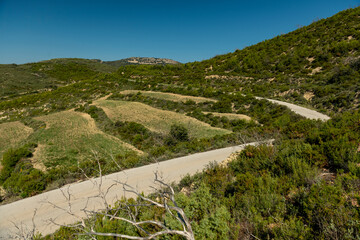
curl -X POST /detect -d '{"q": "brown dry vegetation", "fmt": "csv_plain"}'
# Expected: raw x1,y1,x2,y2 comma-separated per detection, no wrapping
203,112,252,121
0,121,33,157
120,90,217,103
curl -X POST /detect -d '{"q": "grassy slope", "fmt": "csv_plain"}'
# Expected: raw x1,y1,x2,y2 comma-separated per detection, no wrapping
29,110,140,168
94,99,231,138
0,121,33,157
120,90,217,103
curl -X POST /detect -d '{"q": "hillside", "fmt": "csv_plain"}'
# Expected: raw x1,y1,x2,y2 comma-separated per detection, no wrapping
0,56,179,100
0,58,117,101
188,7,360,113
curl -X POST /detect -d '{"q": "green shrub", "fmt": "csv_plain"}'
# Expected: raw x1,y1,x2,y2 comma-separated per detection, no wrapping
3,162,46,198
170,124,189,142
0,145,33,183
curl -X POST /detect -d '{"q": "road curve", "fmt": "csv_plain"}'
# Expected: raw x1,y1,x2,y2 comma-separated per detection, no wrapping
0,140,273,238
255,97,330,121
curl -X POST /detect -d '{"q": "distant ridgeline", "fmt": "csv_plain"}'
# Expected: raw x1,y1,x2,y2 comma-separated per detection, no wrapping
103,57,181,67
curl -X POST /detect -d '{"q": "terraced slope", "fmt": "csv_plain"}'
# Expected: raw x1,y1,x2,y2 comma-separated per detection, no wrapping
94,99,231,139
29,110,140,168
120,90,217,103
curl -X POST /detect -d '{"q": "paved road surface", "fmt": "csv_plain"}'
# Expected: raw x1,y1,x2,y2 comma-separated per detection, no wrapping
255,97,330,121
0,140,272,238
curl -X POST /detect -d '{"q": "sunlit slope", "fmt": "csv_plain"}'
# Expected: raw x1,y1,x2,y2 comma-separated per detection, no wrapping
0,58,116,100
29,110,140,168
203,112,252,121
94,99,231,139
0,121,33,156
120,90,217,103
187,7,360,112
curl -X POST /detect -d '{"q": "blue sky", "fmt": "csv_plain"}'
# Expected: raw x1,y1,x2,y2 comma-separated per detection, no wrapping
0,0,358,64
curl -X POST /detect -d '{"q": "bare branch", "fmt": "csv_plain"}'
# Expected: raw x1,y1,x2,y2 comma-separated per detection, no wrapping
10,208,39,240
86,229,194,240
43,157,195,240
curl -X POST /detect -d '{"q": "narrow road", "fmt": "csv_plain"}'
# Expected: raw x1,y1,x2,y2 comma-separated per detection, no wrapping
255,97,330,121
0,140,272,238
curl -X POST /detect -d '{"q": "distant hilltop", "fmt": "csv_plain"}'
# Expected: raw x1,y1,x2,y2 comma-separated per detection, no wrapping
103,57,181,67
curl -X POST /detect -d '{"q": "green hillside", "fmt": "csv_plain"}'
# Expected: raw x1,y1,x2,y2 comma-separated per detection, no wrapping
0,58,117,101
188,7,360,112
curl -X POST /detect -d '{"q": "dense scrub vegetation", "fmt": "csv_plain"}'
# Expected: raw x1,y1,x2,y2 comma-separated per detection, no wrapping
0,144,46,198
0,58,116,100
45,110,360,239
189,7,360,113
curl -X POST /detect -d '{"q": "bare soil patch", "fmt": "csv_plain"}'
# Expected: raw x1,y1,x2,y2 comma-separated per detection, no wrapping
29,144,47,171
303,92,315,101
309,67,322,75
203,112,252,121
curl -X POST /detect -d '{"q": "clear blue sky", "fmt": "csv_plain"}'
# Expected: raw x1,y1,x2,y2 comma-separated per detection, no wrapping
0,0,358,64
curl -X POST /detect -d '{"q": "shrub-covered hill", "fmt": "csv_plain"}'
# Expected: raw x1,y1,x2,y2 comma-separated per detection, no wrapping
116,7,359,114
0,58,117,100
0,57,180,101
186,7,360,113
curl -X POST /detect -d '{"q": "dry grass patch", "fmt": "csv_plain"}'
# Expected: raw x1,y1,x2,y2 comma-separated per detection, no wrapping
203,112,252,121
120,90,217,103
94,100,231,139
30,110,141,167
0,121,33,157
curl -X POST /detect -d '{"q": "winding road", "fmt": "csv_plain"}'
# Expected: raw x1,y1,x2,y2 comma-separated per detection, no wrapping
255,97,330,121
0,98,330,238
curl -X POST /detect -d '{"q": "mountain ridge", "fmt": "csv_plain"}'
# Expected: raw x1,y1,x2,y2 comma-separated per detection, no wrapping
103,57,181,67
